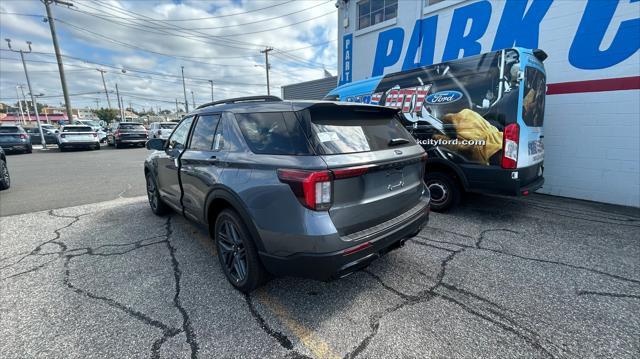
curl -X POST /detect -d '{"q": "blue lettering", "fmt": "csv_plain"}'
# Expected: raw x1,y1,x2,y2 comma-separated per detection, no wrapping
372,27,405,76
569,0,640,70
402,16,438,70
442,1,492,62
492,0,553,51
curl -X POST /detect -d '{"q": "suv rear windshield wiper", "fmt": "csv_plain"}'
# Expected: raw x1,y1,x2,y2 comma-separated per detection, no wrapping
388,138,410,147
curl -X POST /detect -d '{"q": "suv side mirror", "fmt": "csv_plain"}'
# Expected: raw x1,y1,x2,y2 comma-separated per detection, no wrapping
146,138,165,150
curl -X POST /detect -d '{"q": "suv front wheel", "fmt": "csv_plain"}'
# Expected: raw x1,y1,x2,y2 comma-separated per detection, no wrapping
214,209,267,293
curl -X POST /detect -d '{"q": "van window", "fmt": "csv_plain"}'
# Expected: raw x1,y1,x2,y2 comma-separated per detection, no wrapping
235,112,312,155
522,67,545,127
299,108,415,155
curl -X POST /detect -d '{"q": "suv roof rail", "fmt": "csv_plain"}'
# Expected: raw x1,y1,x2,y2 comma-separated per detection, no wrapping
196,95,282,109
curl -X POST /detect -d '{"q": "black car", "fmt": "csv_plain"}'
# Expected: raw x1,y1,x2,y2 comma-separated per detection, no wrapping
27,126,59,145
0,146,10,190
106,122,148,148
0,125,32,153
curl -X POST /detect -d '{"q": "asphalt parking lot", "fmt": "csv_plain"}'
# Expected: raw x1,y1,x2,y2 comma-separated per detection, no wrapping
1,151,639,358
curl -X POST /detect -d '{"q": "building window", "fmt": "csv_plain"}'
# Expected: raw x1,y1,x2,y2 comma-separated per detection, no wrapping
357,0,398,30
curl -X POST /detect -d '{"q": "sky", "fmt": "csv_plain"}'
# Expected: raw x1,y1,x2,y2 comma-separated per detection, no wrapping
0,0,338,112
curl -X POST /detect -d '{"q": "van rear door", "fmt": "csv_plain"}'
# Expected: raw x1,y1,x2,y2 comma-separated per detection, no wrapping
299,104,426,237
518,64,546,185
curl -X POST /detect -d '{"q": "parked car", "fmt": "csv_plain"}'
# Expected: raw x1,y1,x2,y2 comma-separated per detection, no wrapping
0,146,9,190
27,127,59,144
0,125,32,153
57,125,100,151
144,96,430,292
106,122,148,148
75,119,107,142
149,122,177,140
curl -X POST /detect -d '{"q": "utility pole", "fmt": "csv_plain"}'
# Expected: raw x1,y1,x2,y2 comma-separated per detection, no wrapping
191,90,196,109
175,98,179,120
208,80,214,102
96,69,112,109
181,66,189,112
44,0,74,124
95,98,100,110
115,83,125,122
18,84,32,122
260,47,273,95
15,85,25,124
5,39,47,148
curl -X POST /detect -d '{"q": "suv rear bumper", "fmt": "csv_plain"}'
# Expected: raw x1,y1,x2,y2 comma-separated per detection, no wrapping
258,203,429,281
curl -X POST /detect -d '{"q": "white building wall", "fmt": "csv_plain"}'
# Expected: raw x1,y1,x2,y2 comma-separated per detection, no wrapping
337,0,640,207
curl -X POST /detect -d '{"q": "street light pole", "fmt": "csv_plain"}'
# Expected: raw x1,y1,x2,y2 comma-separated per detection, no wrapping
175,98,179,120
97,69,112,109
44,0,74,125
260,47,273,95
208,80,214,102
15,86,25,124
115,83,124,121
18,84,32,123
181,66,189,112
191,90,196,109
6,39,47,148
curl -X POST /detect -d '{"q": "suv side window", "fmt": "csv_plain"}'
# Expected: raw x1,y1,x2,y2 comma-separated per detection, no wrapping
188,114,220,150
235,112,312,155
167,116,194,151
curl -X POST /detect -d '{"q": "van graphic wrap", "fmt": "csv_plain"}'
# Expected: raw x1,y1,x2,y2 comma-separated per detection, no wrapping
369,50,522,166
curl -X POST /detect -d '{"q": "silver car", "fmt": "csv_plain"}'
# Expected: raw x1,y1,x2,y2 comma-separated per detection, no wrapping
144,96,430,292
57,125,100,151
149,121,177,140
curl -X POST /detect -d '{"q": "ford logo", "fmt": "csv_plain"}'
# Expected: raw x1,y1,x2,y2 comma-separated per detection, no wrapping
394,150,403,155
425,91,463,105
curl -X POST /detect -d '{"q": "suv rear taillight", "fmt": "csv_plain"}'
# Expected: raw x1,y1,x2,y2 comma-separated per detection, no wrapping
501,123,519,169
19,134,28,139
278,165,372,211
277,169,332,210
114,130,121,138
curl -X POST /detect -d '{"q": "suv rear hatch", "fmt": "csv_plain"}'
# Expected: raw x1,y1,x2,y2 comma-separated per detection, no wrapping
298,104,426,237
117,123,147,140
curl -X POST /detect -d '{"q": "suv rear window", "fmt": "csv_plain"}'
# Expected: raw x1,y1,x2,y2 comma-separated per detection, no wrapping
119,123,145,130
160,123,176,129
0,127,21,133
300,108,415,154
235,112,312,155
63,126,92,132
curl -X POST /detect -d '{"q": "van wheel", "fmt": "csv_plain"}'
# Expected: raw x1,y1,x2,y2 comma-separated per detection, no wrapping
426,172,460,212
214,209,267,293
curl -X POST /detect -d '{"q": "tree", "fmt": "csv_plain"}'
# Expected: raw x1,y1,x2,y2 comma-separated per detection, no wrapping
95,108,119,124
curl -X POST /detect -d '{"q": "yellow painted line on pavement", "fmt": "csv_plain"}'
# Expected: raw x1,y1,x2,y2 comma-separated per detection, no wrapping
257,290,340,359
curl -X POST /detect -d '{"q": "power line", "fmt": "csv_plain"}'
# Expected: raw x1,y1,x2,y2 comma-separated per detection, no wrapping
181,10,338,38
178,1,332,30
75,0,295,21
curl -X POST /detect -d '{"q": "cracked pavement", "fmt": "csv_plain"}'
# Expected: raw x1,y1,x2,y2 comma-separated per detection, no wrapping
1,193,639,358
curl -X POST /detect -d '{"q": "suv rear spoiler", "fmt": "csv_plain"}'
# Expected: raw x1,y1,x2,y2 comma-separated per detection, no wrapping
197,95,282,109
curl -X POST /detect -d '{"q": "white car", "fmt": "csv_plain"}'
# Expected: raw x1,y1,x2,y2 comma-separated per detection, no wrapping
57,125,100,151
149,122,177,140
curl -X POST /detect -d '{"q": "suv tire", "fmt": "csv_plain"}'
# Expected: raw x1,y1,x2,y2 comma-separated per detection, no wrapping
426,172,460,212
0,159,10,190
145,173,171,215
214,209,267,293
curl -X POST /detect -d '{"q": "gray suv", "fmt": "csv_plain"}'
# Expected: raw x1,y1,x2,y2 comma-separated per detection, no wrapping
144,96,430,292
